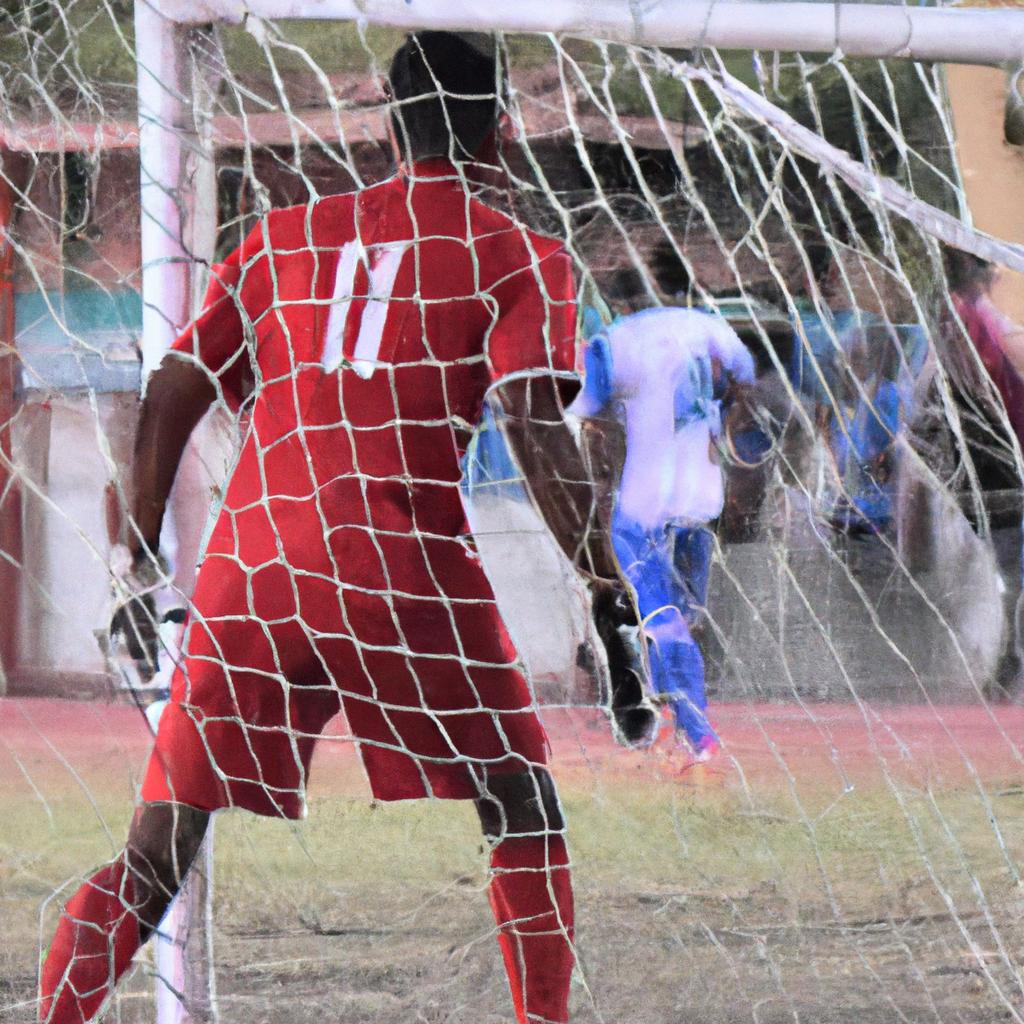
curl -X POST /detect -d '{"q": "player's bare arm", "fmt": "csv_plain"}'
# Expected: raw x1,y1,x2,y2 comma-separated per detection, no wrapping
497,373,658,748
102,356,217,673
496,373,619,581
579,415,625,527
129,356,217,559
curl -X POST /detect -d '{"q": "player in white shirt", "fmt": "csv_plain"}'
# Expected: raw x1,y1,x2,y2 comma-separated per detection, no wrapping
571,305,755,760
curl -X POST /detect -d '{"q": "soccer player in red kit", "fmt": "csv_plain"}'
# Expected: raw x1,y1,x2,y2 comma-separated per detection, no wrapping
40,32,651,1024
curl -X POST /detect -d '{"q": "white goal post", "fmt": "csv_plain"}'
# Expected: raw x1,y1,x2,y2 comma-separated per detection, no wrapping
157,0,1024,66
127,2,1024,1022
134,0,1024,368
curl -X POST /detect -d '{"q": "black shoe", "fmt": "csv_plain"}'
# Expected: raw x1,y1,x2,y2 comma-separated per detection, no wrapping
591,584,658,749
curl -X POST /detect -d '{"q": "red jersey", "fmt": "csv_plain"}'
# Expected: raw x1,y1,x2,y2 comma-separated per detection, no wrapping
175,161,575,575
143,162,578,816
953,292,1024,450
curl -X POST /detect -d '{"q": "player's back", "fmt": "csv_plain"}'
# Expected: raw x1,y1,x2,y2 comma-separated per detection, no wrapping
196,164,575,556
584,308,750,528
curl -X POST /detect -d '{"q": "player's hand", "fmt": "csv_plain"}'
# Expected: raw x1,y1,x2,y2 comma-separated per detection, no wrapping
108,544,164,676
588,577,658,749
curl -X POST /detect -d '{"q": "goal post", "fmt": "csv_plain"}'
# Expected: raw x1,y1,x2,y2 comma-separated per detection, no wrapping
151,0,1024,66
132,6,220,1021
135,0,219,379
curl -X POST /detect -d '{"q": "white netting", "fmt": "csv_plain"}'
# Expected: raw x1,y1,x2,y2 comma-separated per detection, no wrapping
3,6,1024,1024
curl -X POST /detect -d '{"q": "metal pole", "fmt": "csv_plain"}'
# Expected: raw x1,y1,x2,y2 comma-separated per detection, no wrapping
0,153,22,693
154,812,218,1024
147,698,218,1024
134,4,218,1022
159,0,1024,67
136,0,194,382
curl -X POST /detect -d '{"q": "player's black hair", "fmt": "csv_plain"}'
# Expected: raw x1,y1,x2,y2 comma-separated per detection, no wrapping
944,246,996,296
388,32,500,162
600,266,651,312
804,240,833,289
649,241,691,298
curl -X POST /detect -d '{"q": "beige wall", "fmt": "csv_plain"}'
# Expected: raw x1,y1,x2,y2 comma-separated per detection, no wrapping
947,64,1024,322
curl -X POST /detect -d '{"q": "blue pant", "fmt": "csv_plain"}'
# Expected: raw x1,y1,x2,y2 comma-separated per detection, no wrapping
612,514,717,747
831,382,904,532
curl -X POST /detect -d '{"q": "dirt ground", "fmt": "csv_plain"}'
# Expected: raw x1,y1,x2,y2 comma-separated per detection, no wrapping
3,698,1024,1023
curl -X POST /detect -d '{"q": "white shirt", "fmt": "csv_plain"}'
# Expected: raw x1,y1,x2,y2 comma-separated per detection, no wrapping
570,307,754,530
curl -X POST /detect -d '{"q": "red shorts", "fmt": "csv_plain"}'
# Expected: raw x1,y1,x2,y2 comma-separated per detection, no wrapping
141,529,549,819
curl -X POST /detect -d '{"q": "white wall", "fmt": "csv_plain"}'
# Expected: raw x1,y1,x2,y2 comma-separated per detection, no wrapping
14,394,237,682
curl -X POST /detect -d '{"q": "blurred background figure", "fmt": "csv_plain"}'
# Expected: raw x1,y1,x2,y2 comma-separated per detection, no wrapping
941,248,1024,693
945,249,1024,454
789,247,929,535
571,303,754,766
827,326,919,534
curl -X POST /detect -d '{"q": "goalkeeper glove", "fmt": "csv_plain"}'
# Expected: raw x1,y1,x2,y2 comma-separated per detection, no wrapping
589,579,658,749
108,544,166,680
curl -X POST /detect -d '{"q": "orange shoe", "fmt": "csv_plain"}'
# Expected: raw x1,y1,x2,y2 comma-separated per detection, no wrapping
694,736,720,763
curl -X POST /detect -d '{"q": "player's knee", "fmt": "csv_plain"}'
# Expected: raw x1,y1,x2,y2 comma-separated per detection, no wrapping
474,767,564,844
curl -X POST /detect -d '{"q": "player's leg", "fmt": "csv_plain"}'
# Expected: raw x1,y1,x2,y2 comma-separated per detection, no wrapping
650,618,716,748
614,518,715,753
475,767,574,1024
611,518,680,707
646,605,716,748
40,802,210,1024
672,524,714,612
665,525,719,755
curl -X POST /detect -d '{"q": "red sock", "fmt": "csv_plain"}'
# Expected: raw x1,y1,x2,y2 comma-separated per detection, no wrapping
488,834,574,1024
39,860,142,1024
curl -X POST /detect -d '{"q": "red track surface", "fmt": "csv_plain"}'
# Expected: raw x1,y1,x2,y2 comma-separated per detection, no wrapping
3,698,1023,801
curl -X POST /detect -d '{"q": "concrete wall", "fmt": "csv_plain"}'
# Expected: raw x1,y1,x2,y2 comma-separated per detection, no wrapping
11,394,237,695
15,394,134,687
469,462,1011,707
704,492,1007,704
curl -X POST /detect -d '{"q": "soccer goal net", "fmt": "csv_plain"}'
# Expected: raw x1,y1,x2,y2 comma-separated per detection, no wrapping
3,3,1024,1022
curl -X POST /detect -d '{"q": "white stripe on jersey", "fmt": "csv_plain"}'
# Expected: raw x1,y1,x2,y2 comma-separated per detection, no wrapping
352,241,411,379
321,240,411,378
321,241,359,373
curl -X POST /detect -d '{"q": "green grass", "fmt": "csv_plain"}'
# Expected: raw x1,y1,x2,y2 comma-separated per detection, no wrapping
5,758,1024,1024
9,770,1024,933
219,21,407,83
7,770,1019,929
0,10,406,106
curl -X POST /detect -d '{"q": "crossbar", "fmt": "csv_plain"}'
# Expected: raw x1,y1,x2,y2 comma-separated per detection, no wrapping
155,0,1024,67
